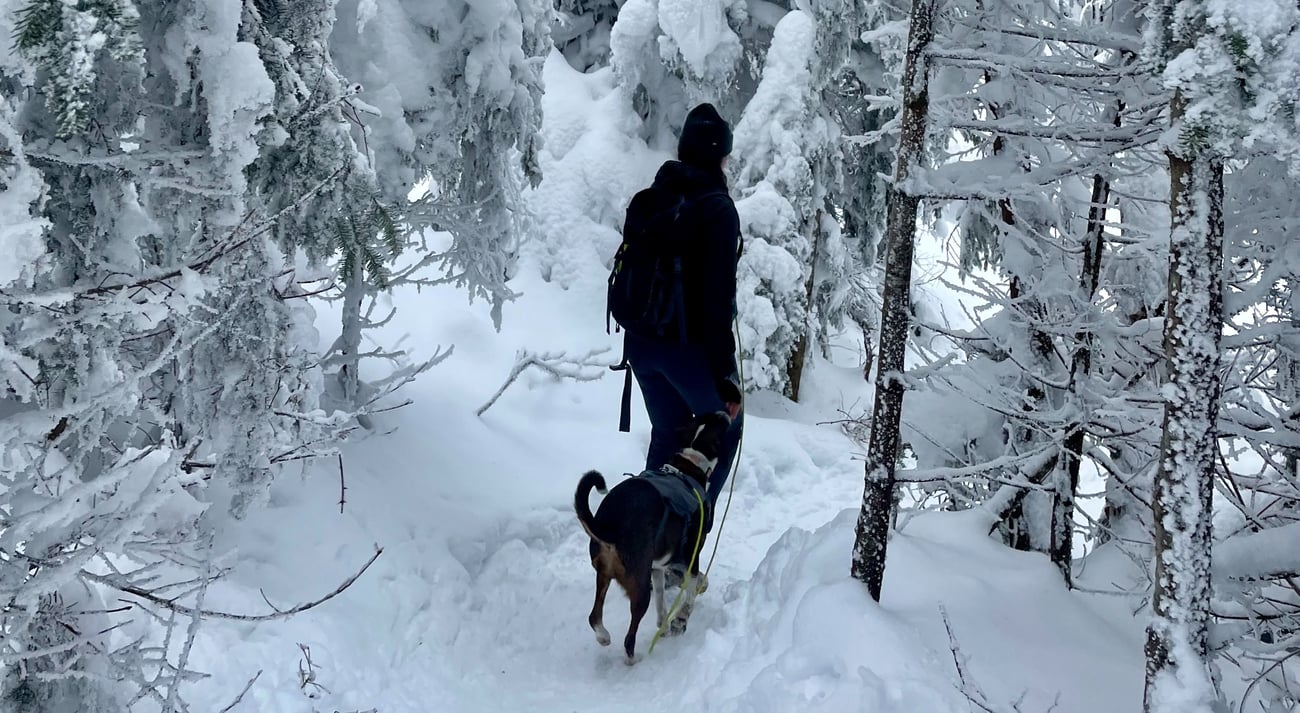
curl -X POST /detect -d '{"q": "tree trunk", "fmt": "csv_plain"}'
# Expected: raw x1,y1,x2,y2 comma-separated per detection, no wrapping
338,246,366,408
850,0,935,601
1142,89,1223,713
1054,166,1113,583
787,210,825,401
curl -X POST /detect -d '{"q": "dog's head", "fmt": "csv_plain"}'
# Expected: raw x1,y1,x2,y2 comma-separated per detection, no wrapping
673,411,732,479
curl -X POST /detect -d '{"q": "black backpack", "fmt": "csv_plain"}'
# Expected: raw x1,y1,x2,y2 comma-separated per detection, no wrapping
606,186,721,341
606,186,723,432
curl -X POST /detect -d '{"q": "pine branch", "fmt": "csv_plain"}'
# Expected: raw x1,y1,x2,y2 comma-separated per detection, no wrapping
0,166,345,305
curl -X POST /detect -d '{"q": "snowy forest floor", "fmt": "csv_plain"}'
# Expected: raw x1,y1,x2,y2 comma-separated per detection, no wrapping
181,267,1147,713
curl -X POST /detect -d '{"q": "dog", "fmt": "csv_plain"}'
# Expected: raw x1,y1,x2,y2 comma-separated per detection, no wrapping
574,411,732,665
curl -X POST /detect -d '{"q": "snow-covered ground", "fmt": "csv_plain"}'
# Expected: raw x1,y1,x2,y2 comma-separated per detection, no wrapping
180,263,1145,713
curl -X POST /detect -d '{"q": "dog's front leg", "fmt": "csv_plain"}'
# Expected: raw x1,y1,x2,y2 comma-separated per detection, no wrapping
651,567,666,628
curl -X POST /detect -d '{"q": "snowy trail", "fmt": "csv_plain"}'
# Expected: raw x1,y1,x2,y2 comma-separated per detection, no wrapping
332,402,871,712
192,374,875,710
186,273,1143,713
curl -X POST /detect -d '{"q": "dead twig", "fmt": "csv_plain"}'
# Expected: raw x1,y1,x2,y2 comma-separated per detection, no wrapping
338,454,347,514
942,607,1060,713
218,670,263,713
298,643,329,699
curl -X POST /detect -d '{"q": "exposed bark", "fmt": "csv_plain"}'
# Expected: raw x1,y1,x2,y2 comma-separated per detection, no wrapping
851,0,935,601
1142,89,1224,713
786,210,824,402
1055,135,1116,582
337,247,366,409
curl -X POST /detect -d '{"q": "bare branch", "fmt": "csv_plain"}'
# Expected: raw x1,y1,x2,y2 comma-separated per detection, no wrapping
8,547,383,623
477,347,616,417
218,670,263,713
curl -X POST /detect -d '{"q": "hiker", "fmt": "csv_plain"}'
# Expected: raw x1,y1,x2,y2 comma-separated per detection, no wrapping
609,102,745,539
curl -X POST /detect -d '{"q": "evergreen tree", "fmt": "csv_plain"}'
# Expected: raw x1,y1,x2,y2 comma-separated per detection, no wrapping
851,0,936,601
554,0,621,71
731,6,845,399
331,0,550,329
0,0,366,705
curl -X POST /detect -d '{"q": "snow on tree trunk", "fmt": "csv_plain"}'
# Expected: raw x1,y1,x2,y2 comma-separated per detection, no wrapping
1142,91,1224,713
850,0,935,601
732,9,837,398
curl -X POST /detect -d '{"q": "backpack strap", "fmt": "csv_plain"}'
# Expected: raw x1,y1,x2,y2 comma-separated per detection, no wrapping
609,336,633,432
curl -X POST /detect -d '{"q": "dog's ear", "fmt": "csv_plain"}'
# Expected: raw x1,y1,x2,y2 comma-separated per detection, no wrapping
716,376,742,406
673,422,698,450
689,411,732,459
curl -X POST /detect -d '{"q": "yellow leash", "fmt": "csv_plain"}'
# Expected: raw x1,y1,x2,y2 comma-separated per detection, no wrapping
647,317,746,654
649,487,706,654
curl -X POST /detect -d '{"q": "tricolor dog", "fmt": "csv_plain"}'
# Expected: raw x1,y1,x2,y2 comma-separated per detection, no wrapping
573,411,731,664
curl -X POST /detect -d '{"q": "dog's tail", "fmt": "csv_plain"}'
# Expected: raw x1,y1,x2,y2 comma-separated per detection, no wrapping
575,470,610,544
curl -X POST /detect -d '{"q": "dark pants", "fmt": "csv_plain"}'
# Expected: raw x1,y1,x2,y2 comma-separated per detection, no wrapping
624,332,743,518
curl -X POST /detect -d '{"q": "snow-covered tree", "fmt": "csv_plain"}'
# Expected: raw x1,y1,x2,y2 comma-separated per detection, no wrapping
852,0,937,601
331,0,550,329
732,2,865,399
0,1,373,706
732,10,837,398
554,0,621,71
824,0,905,356
1140,0,1300,705
609,0,747,148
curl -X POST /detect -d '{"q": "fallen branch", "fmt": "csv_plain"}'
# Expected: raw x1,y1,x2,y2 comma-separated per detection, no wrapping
477,347,615,417
9,546,383,623
942,607,1059,713
218,669,263,712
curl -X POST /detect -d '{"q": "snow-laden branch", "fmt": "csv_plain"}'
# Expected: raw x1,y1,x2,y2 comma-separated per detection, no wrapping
954,19,1142,53
927,47,1137,80
895,448,1056,484
477,347,616,417
0,166,345,305
8,546,384,622
943,117,1159,144
1214,523,1300,581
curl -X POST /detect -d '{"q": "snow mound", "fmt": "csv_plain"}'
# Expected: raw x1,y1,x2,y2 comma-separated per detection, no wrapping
711,510,966,713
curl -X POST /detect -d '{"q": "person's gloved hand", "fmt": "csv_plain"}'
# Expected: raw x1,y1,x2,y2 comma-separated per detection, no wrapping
715,375,742,419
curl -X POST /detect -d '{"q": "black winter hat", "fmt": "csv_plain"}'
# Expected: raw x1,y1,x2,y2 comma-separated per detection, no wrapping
677,103,733,167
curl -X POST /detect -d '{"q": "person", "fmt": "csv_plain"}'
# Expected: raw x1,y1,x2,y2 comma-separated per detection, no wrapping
622,102,744,554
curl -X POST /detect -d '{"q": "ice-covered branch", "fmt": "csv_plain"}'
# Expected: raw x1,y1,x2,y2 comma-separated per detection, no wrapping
477,348,616,417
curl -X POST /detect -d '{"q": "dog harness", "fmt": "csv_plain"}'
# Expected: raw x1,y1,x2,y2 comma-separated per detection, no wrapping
636,465,710,549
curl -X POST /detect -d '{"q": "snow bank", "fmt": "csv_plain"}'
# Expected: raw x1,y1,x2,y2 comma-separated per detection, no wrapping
704,507,1145,713
710,510,966,713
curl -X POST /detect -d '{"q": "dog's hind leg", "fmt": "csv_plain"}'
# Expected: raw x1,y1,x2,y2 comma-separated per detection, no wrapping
623,574,652,665
589,565,612,647
668,576,699,637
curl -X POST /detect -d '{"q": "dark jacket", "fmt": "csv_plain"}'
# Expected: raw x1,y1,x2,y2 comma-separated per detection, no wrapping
623,160,741,381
